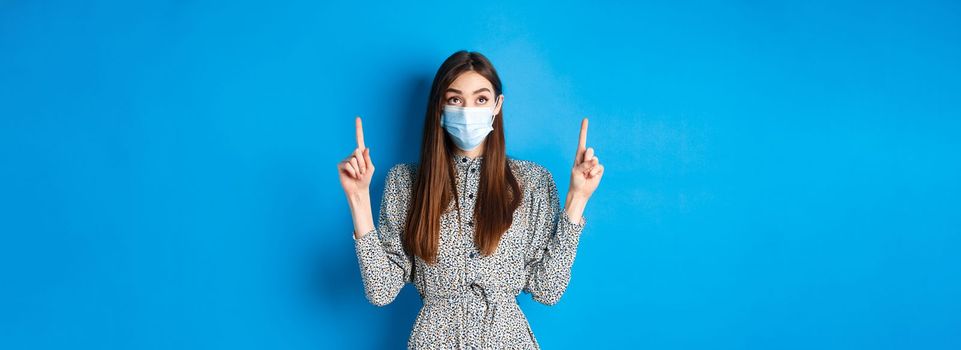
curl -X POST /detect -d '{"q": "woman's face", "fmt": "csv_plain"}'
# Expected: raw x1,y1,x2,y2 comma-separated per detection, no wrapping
444,71,504,116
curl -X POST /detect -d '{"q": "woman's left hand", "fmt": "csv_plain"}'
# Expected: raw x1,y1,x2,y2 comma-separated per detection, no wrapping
569,118,604,201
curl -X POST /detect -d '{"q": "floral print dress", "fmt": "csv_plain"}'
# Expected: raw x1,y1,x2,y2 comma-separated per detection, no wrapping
353,154,587,349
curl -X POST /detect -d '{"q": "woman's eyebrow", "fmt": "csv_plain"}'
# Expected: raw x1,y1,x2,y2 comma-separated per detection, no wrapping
445,88,491,95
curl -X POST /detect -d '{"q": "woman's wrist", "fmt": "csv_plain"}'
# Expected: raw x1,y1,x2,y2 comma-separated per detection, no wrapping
346,189,370,204
346,189,375,239
564,191,589,225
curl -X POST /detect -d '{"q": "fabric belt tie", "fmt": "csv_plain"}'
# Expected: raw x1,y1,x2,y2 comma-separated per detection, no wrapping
424,283,518,338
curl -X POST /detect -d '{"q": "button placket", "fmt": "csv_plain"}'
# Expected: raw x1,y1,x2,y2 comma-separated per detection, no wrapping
458,156,480,249
452,155,488,349
460,156,473,350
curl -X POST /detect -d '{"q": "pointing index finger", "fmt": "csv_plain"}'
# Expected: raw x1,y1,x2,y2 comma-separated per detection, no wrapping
355,116,366,149
577,118,587,151
578,117,588,148
574,118,589,164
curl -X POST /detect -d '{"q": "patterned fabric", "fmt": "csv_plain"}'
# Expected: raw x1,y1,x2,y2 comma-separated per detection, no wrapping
353,154,587,349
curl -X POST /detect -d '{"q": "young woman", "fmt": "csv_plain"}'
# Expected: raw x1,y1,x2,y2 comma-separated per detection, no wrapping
337,51,604,349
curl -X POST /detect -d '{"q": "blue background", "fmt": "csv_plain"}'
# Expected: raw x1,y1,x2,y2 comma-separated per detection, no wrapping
2,0,960,349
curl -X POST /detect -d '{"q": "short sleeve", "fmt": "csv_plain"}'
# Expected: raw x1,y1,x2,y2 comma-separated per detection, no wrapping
353,163,415,306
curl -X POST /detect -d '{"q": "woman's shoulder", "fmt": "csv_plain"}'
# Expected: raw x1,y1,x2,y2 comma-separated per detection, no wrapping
384,162,418,186
387,161,416,172
507,156,552,186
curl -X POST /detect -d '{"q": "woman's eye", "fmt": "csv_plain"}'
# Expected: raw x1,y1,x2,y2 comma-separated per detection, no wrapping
447,97,461,104
477,97,488,104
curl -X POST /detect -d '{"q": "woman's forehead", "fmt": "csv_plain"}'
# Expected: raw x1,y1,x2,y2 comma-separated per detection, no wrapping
448,71,493,93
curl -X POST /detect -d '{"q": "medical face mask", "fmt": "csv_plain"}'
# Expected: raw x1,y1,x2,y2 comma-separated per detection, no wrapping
440,98,498,151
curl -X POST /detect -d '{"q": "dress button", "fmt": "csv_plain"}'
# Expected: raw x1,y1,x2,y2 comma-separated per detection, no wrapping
470,168,475,173
469,193,474,199
461,157,467,163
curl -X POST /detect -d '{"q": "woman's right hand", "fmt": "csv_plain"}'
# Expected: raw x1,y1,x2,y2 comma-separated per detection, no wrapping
338,116,375,197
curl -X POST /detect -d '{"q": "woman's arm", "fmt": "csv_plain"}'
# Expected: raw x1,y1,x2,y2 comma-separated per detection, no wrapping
523,118,604,305
339,116,377,239
338,117,412,306
351,164,414,307
523,169,587,305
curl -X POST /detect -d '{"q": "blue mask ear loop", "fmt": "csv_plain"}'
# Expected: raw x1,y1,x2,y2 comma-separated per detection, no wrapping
490,95,500,124
440,103,448,128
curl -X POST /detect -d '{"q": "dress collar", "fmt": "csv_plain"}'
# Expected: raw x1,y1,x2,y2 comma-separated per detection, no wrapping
454,154,484,169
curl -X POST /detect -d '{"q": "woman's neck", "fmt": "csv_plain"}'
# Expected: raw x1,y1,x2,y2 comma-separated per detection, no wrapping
454,145,485,159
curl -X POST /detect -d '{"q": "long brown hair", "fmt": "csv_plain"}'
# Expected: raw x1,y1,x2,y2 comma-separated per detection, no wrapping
403,51,523,265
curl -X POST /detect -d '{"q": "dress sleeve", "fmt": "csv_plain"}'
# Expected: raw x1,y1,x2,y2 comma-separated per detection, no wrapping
522,167,587,306
353,164,414,306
